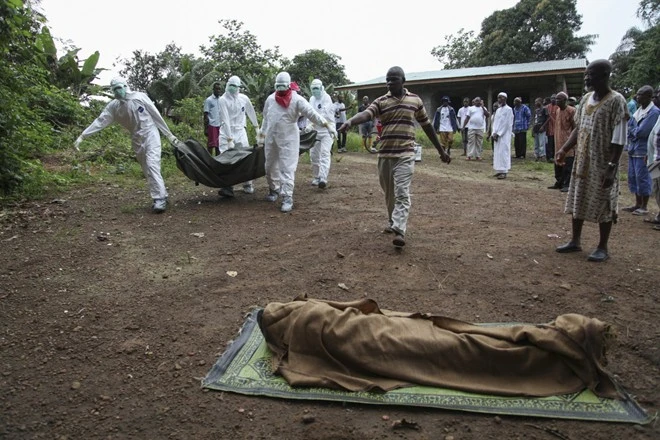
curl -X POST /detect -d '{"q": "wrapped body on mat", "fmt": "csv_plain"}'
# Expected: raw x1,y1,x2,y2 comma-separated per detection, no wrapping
257,297,621,399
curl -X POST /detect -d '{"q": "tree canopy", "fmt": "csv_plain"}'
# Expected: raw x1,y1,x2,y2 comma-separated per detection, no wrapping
610,0,660,95
200,19,282,83
431,0,595,68
285,49,349,89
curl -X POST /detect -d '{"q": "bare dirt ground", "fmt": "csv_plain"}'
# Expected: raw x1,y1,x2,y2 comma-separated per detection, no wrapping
1,148,658,440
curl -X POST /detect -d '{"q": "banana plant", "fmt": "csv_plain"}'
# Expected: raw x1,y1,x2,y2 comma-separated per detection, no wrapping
35,26,104,96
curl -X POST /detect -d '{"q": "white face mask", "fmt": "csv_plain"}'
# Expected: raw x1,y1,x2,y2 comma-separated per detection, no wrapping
311,88,321,99
112,85,126,100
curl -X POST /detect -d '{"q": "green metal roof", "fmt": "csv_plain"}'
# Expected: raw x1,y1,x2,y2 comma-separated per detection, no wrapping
337,58,588,90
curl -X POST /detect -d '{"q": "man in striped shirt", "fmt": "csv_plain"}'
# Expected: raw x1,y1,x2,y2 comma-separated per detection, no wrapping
339,66,451,248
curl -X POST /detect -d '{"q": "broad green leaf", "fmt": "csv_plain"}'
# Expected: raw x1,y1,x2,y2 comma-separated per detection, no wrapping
81,51,100,78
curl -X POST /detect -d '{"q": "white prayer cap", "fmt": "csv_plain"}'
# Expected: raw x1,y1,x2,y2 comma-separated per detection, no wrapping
497,92,508,98
556,91,568,99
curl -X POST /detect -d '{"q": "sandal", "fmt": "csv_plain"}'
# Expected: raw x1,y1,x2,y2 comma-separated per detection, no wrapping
643,217,660,225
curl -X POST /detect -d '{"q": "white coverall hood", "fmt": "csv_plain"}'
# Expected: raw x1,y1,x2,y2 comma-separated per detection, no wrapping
274,72,291,91
110,77,131,100
310,79,324,99
226,76,241,96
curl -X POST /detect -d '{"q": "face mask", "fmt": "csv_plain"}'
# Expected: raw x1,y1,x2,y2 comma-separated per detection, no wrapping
227,84,239,95
275,84,288,92
311,88,321,99
112,86,126,100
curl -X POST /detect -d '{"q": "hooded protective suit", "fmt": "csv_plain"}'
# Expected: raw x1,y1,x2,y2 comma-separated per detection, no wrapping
217,76,259,194
261,73,334,202
308,79,335,185
77,78,175,203
218,76,259,153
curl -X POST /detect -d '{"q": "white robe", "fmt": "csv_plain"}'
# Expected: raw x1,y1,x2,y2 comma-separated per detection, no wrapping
492,104,514,173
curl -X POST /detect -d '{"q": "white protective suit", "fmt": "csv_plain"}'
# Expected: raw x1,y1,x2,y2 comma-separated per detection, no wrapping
218,77,259,153
261,78,333,199
78,88,174,201
492,104,514,174
308,79,335,185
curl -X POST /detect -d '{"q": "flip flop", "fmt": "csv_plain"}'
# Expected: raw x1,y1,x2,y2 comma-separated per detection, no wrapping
642,217,660,225
654,225,660,231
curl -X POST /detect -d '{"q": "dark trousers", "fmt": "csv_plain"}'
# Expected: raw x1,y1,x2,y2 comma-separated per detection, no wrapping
560,156,574,189
462,127,468,152
514,131,527,158
335,123,346,149
546,135,555,163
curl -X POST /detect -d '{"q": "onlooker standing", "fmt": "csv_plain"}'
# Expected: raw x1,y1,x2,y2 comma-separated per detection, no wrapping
491,92,513,179
512,97,532,159
203,82,222,156
547,92,576,192
647,88,660,229
554,59,627,263
432,96,458,157
338,66,451,248
622,85,659,216
457,97,470,156
532,98,549,161
333,95,351,153
627,96,637,118
487,102,499,150
545,94,558,163
462,97,489,161
358,96,377,153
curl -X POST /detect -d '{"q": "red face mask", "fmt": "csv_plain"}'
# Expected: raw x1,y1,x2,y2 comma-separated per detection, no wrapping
275,89,293,108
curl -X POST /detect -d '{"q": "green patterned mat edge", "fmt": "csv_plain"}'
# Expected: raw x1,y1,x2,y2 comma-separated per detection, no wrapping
202,309,652,424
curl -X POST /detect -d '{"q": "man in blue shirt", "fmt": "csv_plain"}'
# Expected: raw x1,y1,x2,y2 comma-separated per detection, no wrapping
622,85,660,216
512,97,532,159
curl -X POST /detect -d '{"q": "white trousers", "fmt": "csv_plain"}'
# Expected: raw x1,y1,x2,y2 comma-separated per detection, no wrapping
265,137,299,198
133,128,167,200
310,132,333,182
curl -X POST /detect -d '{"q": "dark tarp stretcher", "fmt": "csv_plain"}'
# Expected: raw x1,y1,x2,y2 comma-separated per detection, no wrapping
172,131,318,188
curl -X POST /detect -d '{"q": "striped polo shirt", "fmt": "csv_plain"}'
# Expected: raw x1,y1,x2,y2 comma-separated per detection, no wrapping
365,88,431,158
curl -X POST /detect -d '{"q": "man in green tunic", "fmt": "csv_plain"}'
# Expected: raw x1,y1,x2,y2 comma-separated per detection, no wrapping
554,60,627,262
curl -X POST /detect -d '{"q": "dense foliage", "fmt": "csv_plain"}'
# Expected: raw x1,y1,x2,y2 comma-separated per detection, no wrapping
0,0,87,198
285,49,349,90
610,0,660,95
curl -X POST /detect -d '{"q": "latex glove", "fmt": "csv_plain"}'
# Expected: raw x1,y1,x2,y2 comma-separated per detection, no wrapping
256,129,265,147
325,121,337,139
227,138,235,150
73,136,83,151
166,133,180,146
303,123,314,134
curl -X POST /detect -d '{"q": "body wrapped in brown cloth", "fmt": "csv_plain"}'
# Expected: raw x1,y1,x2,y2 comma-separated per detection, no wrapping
257,297,621,399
